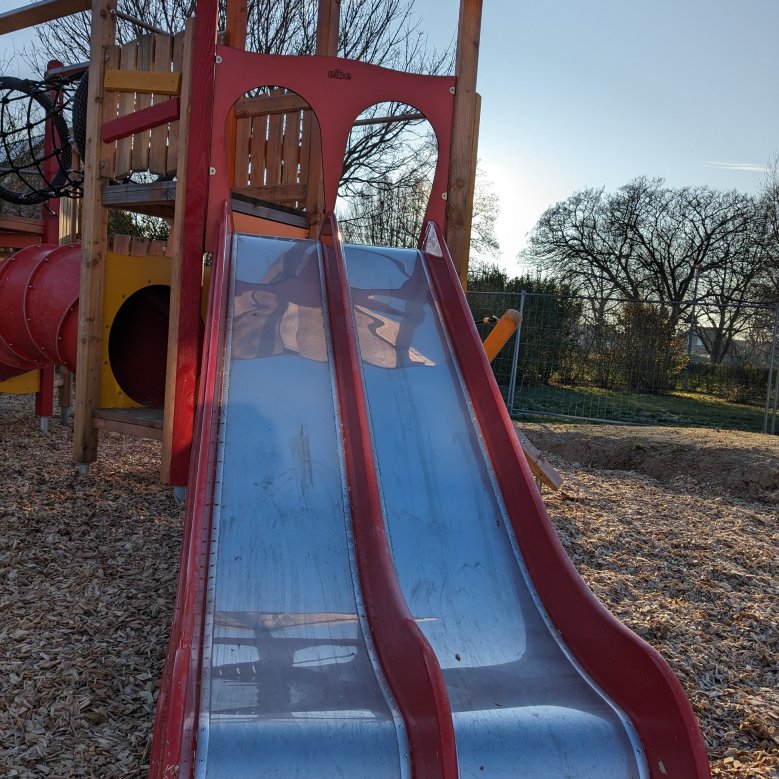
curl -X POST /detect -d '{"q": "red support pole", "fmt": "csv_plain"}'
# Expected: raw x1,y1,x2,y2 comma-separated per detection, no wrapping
35,59,65,424
167,0,219,485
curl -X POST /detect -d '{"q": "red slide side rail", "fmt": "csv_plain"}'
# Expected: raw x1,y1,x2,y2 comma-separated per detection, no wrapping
420,221,710,779
149,202,234,778
320,214,458,779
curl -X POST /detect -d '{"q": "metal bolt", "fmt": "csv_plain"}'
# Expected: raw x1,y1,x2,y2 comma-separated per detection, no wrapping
441,192,448,200
209,167,216,176
215,55,222,64
449,86,456,95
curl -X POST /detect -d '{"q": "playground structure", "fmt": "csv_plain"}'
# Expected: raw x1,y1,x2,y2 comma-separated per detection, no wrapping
0,1,711,777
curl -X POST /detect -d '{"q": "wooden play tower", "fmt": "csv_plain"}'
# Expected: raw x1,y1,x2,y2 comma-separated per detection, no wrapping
0,0,485,486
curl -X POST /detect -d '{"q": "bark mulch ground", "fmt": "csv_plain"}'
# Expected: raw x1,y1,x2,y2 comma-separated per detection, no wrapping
0,393,776,777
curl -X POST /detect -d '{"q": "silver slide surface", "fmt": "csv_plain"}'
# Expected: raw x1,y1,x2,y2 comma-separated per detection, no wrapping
342,243,646,778
194,234,407,778
194,233,648,777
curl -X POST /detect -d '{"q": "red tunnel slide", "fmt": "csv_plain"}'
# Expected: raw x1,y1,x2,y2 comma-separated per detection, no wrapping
0,243,173,407
0,243,80,382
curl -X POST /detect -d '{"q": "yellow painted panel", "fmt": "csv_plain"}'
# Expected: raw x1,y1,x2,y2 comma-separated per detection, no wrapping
104,69,182,95
0,370,40,395
100,252,172,408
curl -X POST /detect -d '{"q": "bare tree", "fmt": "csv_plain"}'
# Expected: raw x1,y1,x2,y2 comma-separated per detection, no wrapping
523,178,777,362
339,139,499,258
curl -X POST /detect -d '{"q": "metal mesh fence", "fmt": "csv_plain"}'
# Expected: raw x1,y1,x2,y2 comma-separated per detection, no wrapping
466,290,779,434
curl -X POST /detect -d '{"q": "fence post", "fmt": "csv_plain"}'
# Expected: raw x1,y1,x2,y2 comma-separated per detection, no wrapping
764,303,779,434
507,290,526,415
683,265,701,392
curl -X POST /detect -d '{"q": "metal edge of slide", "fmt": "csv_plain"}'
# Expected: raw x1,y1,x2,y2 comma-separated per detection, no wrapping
418,220,711,779
149,201,235,779
319,213,459,779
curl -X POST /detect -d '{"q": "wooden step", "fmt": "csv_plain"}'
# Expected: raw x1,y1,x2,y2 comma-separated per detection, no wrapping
101,180,177,218
93,407,163,440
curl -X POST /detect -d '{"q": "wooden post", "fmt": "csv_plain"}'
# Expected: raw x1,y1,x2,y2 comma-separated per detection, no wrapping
306,0,340,236
446,0,483,286
316,0,340,57
224,0,248,185
73,0,116,467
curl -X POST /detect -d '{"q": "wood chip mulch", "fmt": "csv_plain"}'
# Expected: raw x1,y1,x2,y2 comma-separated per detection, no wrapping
1,394,777,777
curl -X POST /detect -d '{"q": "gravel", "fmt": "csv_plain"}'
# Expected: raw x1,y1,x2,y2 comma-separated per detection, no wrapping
1,394,776,777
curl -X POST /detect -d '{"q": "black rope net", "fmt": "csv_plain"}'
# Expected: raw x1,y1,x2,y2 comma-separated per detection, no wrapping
0,75,84,205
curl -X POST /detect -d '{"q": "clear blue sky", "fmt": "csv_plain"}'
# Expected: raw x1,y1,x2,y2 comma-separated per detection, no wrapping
417,0,779,270
1,0,777,271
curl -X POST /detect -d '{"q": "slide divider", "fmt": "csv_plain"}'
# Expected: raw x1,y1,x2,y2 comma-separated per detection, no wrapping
319,214,459,779
419,220,710,779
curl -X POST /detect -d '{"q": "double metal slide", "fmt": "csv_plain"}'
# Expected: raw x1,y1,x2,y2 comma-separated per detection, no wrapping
152,215,709,779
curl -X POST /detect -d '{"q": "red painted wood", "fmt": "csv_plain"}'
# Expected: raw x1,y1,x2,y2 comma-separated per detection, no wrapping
149,202,233,777
168,1,219,486
35,65,62,417
205,48,455,251
102,97,180,143
319,214,458,779
420,221,711,779
0,234,44,249
34,364,55,417
0,244,80,381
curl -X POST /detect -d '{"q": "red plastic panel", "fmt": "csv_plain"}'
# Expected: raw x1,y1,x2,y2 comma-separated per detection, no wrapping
206,48,455,252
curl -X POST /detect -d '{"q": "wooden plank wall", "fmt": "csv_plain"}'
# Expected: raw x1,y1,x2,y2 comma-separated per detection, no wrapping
231,90,318,210
110,234,168,256
104,31,184,179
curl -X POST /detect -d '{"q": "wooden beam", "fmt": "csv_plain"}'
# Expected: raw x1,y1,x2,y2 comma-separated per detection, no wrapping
0,0,89,34
224,0,248,184
102,97,180,143
73,0,116,466
446,0,483,286
231,193,309,229
93,406,164,440
316,0,340,57
514,427,563,492
0,215,44,234
104,69,182,95
234,92,310,118
232,184,307,203
306,0,340,236
101,179,177,208
225,0,247,50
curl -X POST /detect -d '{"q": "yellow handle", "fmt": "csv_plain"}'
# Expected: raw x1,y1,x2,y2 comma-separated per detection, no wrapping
482,309,522,363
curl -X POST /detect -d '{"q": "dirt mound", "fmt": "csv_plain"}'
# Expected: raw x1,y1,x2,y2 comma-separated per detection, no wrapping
519,422,779,504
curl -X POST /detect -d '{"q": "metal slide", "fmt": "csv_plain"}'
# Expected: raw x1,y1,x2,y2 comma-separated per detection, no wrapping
181,225,709,778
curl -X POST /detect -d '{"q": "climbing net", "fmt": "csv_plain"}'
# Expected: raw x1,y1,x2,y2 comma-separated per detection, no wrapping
0,75,86,205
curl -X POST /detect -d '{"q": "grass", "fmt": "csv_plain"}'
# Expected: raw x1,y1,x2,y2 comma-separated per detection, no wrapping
510,383,769,432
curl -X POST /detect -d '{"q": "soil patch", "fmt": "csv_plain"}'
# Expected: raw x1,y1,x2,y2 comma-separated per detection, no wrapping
519,421,779,504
